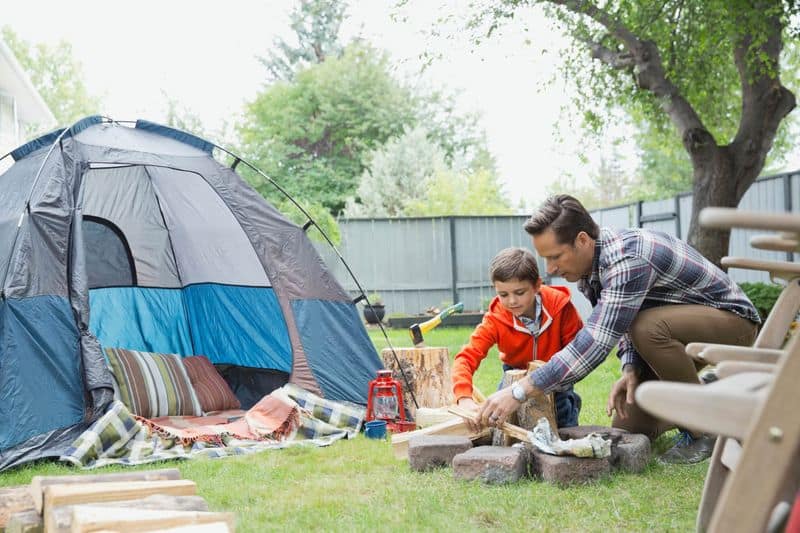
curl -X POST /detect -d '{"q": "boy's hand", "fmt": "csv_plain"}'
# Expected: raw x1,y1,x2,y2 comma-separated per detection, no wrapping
457,397,481,432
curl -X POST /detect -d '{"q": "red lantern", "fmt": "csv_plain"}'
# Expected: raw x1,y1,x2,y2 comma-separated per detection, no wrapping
365,370,415,433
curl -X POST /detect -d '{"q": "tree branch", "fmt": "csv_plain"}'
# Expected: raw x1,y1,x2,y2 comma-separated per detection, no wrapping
587,41,635,69
731,7,796,194
549,0,714,156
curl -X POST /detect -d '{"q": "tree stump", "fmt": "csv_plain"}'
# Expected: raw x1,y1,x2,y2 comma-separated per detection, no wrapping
492,362,557,446
381,347,453,419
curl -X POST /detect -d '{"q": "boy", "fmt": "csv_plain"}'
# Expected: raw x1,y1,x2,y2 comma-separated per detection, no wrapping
452,247,583,428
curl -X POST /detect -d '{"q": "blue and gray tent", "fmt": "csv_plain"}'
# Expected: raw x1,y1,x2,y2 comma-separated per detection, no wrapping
0,116,383,470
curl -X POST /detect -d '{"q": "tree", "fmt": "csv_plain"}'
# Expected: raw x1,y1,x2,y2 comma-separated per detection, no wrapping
344,125,510,217
405,167,514,216
260,0,347,82
460,0,798,265
1,27,101,128
344,126,446,217
239,43,417,215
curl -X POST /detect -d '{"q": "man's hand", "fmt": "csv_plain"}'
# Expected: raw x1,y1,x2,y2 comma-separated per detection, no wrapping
457,397,481,432
477,381,529,428
606,365,640,419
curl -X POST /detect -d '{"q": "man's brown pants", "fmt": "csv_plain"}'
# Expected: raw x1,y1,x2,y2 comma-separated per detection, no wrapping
611,304,758,439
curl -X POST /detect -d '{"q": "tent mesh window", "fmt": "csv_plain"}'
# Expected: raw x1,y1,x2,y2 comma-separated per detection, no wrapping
83,216,137,288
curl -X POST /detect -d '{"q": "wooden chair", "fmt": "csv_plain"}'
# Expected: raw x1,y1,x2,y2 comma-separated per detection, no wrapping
637,208,800,532
637,333,799,532
688,210,800,364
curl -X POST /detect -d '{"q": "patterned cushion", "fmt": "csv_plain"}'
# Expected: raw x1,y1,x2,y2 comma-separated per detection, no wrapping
105,348,202,418
182,355,241,413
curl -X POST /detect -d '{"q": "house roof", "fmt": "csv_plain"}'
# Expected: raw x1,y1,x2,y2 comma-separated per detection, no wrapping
0,38,55,127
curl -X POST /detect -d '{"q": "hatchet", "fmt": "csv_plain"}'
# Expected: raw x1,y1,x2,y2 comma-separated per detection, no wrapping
409,302,464,347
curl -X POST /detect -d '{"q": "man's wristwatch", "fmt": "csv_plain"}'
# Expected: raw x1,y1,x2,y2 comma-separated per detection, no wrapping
511,382,527,402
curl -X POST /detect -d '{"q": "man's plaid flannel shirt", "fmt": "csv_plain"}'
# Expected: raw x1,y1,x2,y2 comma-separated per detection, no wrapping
531,227,760,393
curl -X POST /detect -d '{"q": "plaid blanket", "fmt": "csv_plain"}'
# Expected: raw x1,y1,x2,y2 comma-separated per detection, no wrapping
62,384,365,469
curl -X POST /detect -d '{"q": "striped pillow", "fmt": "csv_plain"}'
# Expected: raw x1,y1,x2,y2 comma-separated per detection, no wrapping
182,355,241,413
105,348,202,418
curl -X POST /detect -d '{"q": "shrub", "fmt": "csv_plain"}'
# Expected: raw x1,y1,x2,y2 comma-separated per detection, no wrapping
738,282,783,321
364,292,383,306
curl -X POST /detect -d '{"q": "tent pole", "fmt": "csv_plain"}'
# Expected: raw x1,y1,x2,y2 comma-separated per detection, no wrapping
208,144,419,410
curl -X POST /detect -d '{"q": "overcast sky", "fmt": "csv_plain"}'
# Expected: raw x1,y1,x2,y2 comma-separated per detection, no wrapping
4,1,798,208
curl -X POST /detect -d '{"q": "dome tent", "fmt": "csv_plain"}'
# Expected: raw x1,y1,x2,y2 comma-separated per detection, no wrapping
0,116,382,471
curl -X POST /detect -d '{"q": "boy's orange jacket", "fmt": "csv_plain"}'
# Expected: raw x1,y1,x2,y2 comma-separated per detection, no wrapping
452,285,583,401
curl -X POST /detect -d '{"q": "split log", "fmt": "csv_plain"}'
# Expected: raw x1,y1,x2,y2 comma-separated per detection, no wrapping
414,407,457,428
390,417,490,460
522,361,558,432
448,406,531,443
153,522,231,533
43,480,196,533
69,505,235,533
46,495,209,533
5,509,41,533
0,485,35,529
381,347,454,418
492,363,557,446
30,468,182,513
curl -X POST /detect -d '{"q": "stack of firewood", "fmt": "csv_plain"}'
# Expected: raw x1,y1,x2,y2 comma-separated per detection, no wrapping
0,468,234,532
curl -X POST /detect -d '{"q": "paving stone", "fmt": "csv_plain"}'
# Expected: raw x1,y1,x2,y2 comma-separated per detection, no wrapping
530,449,611,485
452,446,527,484
558,425,650,473
614,433,651,473
408,435,473,471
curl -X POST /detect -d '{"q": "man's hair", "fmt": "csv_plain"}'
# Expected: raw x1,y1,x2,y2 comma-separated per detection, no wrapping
490,247,540,284
523,194,599,244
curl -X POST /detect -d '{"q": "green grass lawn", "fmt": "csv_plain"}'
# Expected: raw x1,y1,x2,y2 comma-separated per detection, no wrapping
0,327,706,532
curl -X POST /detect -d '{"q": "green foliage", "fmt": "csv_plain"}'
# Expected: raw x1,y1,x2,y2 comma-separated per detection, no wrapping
405,167,514,216
343,119,506,218
344,126,446,217
239,43,417,216
739,281,784,321
364,292,383,305
2,26,101,128
458,0,799,199
415,87,495,167
631,118,694,199
260,0,347,81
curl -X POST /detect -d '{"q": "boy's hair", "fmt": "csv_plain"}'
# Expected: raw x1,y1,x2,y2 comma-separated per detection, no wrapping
524,194,600,244
490,247,540,284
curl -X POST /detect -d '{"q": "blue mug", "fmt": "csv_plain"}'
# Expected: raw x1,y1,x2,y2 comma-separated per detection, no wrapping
365,420,388,439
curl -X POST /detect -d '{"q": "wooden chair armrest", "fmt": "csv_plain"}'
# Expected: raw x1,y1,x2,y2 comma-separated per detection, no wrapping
635,373,771,439
700,207,800,233
686,343,783,364
720,257,800,280
750,234,800,253
716,361,775,379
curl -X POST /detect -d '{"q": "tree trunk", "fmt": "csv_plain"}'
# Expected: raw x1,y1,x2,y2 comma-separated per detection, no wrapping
685,143,740,267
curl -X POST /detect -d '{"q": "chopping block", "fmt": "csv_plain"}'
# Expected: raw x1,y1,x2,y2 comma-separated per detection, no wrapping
381,346,454,419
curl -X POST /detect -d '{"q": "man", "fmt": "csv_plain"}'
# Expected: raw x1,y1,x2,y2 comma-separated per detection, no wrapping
478,194,760,464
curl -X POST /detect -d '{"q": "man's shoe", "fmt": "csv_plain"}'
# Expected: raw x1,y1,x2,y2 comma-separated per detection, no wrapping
657,431,716,465
699,368,719,384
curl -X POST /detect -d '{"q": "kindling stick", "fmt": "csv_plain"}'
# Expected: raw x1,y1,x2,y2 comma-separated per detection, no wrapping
447,406,531,444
